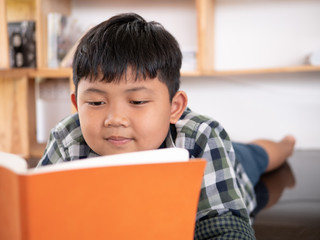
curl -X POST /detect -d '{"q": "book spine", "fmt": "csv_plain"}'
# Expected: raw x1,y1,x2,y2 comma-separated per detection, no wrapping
47,13,62,68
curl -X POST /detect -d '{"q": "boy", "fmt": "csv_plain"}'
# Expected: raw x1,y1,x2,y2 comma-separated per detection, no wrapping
37,13,295,239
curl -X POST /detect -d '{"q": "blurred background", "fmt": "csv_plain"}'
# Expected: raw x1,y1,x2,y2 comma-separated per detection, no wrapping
1,0,320,160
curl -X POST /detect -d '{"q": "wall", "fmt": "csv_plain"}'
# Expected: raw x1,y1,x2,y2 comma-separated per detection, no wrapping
184,0,320,149
38,0,320,149
36,78,71,143
214,0,320,70
181,72,320,149
71,0,197,53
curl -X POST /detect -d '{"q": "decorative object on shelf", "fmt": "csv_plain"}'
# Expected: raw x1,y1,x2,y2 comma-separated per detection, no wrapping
181,49,197,72
47,13,83,68
306,50,320,66
7,21,36,68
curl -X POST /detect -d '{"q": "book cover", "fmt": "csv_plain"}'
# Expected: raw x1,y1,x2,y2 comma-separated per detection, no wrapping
0,148,206,240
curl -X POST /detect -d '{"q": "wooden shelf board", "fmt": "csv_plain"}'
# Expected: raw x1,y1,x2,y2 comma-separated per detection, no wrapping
30,68,73,78
208,65,320,76
0,67,73,78
181,70,202,77
0,68,32,77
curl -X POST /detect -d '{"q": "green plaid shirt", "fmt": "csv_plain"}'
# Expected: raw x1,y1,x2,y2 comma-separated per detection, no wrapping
38,108,256,239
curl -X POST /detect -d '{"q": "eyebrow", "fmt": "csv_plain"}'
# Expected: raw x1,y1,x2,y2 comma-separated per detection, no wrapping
84,87,107,94
83,86,153,95
125,86,153,93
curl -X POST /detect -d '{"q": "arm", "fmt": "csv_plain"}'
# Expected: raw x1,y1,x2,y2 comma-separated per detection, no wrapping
175,110,255,239
193,122,256,239
194,212,255,240
192,119,251,220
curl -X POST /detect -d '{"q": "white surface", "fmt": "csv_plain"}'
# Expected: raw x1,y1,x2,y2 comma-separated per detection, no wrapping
37,0,320,149
0,148,189,175
36,78,71,143
214,0,320,70
71,0,197,51
29,148,189,175
0,152,27,174
181,72,320,150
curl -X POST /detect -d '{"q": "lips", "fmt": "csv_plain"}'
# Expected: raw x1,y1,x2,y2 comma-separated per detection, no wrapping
106,136,133,146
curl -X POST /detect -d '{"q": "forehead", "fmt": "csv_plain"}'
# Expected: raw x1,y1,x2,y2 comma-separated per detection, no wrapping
78,75,169,95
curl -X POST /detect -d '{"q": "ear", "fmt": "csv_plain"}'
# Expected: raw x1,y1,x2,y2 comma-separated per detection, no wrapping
170,91,188,124
71,92,78,111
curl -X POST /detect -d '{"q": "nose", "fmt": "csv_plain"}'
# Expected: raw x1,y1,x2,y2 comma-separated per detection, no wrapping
104,105,129,128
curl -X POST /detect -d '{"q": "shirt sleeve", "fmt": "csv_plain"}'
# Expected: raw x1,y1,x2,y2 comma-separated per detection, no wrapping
185,118,249,222
36,128,64,167
175,111,255,238
194,212,255,240
188,120,255,238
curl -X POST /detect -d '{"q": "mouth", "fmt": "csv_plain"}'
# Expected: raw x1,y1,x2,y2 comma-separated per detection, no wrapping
105,136,133,146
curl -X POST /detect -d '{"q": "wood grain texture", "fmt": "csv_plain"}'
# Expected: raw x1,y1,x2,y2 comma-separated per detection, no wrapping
0,76,30,157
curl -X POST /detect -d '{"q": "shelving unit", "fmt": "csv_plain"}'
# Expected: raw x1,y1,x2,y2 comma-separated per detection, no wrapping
0,0,319,159
0,0,72,159
208,65,320,76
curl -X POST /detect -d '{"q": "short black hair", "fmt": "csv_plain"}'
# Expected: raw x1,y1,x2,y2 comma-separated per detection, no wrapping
73,13,182,100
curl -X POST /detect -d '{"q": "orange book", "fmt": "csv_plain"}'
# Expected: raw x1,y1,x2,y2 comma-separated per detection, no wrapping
0,148,206,240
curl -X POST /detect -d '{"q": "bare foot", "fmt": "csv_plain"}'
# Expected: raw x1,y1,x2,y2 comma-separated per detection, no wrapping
251,135,296,172
280,135,296,158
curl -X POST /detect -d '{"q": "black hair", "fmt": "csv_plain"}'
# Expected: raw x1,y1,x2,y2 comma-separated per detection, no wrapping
72,13,182,100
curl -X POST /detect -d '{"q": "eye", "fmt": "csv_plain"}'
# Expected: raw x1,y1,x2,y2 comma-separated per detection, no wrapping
88,101,105,106
130,100,148,105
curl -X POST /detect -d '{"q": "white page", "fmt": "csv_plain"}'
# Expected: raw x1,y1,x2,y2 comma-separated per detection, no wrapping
0,152,28,174
28,148,189,175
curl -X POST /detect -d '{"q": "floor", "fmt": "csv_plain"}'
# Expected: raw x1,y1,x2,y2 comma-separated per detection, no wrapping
253,150,320,240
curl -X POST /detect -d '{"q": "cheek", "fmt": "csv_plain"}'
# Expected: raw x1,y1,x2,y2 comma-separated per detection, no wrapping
134,108,171,139
79,110,103,137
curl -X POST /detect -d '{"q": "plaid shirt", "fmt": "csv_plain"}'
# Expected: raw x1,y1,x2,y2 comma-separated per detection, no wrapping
38,108,256,239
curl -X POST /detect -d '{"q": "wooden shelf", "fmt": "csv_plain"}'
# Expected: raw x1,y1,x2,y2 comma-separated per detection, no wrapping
0,68,73,78
181,70,202,77
1,0,320,77
0,67,72,160
205,65,320,76
30,67,73,78
180,65,320,77
0,68,32,77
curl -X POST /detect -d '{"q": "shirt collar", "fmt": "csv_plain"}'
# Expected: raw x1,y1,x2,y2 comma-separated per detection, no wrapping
159,125,176,149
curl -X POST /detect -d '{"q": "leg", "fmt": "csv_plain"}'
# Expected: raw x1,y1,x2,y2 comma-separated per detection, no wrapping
250,135,296,173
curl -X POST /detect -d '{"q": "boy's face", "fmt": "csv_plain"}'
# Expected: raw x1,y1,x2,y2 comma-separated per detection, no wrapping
72,73,187,156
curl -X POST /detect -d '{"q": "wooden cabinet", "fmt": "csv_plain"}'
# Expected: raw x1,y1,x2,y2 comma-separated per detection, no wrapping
0,0,319,158
1,0,71,69
0,0,72,158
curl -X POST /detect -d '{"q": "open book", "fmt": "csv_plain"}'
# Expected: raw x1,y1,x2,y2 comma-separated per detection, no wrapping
0,148,206,240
